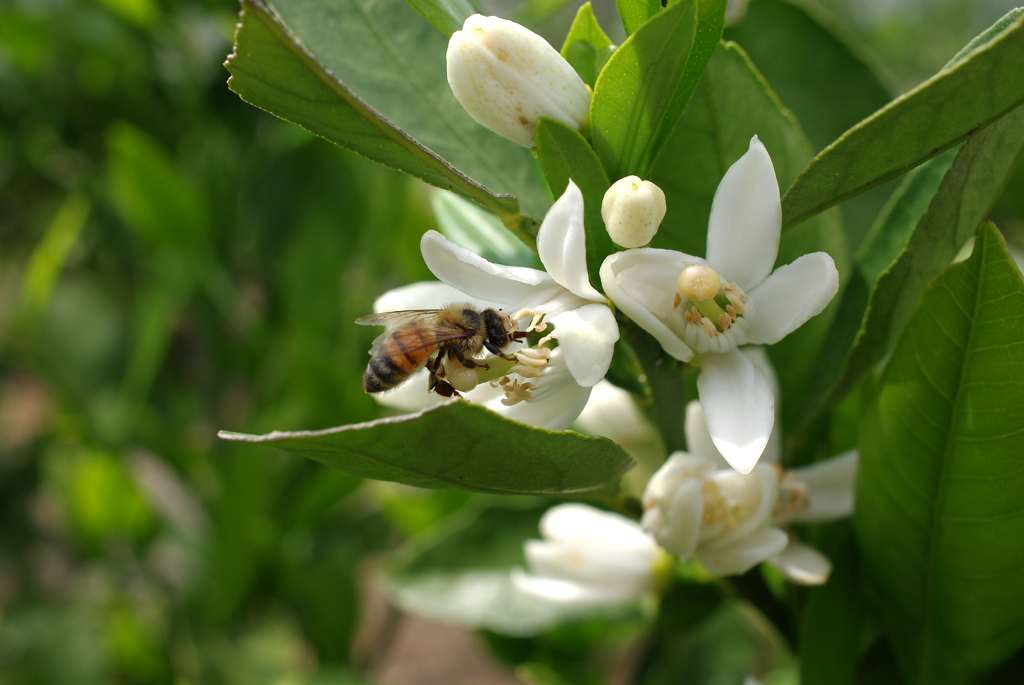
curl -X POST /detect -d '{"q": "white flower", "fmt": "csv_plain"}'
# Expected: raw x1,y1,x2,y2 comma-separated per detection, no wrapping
641,399,858,585
600,135,839,474
602,176,667,248
512,504,663,607
369,182,618,430
447,15,592,148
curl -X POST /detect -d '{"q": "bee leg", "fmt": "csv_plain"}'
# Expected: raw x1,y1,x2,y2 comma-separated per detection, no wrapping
484,341,518,361
426,358,441,392
434,379,461,398
449,346,489,371
512,331,530,339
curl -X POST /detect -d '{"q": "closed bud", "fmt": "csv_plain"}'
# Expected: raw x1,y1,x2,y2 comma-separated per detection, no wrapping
601,176,667,248
446,15,591,148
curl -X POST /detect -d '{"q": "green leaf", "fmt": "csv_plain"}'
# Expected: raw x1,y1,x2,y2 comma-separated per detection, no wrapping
616,0,661,36
106,121,209,250
649,42,849,430
224,0,546,241
782,8,1024,229
723,0,891,154
535,117,615,289
431,191,539,267
20,192,90,319
381,505,589,635
561,2,613,55
592,0,727,180
564,41,616,90
218,401,634,495
722,0,894,248
561,2,615,88
796,104,1024,429
798,524,870,685
404,0,477,36
855,222,1024,684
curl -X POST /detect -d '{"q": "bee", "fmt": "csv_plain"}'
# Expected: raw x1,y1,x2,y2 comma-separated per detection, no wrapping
356,304,526,397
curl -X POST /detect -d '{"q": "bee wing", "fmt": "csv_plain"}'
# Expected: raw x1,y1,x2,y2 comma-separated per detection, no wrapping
366,325,474,357
355,310,440,329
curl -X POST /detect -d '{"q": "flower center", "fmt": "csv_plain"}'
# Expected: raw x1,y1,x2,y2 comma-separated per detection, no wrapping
489,309,555,404
673,264,749,337
700,479,747,530
773,469,811,523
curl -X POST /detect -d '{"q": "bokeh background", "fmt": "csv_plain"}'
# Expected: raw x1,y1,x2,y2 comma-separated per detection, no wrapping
1,0,1021,683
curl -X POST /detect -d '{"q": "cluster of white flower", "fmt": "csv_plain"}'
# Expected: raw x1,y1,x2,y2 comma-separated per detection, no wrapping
367,14,855,605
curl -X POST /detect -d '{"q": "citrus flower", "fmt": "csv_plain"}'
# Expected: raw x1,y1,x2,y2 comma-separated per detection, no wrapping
367,182,618,430
601,136,839,473
641,400,857,585
512,503,665,607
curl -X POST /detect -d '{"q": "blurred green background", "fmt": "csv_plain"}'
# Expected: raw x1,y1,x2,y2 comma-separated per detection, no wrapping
0,0,1021,683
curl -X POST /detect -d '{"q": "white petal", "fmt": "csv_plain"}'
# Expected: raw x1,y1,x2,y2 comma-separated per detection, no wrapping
642,472,705,559
705,136,781,289
706,464,778,548
601,249,708,362
697,350,774,474
540,504,655,554
767,541,833,585
572,381,652,446
744,252,840,345
790,450,858,523
537,181,604,303
483,371,591,430
699,525,788,576
511,569,640,607
373,281,498,313
740,347,781,463
684,401,728,467
548,304,618,387
523,540,655,589
421,230,553,305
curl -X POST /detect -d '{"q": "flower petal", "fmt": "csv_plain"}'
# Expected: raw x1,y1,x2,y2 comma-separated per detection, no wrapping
548,304,618,387
373,280,499,312
540,504,655,553
743,252,839,345
741,347,782,463
573,381,652,445
684,401,723,465
421,230,553,304
642,468,705,559
698,525,788,576
601,249,709,362
537,181,605,303
707,464,778,548
767,541,833,585
697,349,774,474
511,569,640,607
790,450,858,523
705,136,781,289
482,363,592,430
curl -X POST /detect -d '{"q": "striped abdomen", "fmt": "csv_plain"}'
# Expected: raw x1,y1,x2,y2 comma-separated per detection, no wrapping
363,323,444,393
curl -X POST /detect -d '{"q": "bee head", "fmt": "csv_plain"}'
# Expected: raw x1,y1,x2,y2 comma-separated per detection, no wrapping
483,309,516,349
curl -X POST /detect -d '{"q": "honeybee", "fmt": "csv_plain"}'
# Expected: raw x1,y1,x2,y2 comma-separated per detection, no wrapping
356,305,525,397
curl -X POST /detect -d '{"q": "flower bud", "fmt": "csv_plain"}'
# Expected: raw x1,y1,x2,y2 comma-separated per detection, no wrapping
601,176,667,247
446,15,591,148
